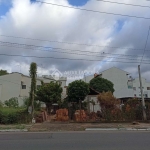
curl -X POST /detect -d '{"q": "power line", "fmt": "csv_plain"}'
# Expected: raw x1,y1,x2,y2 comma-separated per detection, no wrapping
140,26,150,65
1,41,150,62
0,53,150,64
0,44,146,61
97,0,150,8
0,34,144,51
1,35,150,59
0,40,147,56
35,1,150,20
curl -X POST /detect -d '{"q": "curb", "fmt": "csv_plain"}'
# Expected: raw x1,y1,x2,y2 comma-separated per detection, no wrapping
0,129,28,132
85,128,150,131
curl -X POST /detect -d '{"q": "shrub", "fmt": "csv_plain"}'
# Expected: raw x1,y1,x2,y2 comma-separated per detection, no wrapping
97,92,121,121
5,97,19,108
98,92,120,109
146,102,150,120
122,98,143,121
23,97,41,111
0,108,30,124
0,101,3,107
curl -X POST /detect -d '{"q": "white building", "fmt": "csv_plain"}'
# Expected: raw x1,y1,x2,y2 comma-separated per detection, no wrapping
84,67,150,112
0,73,67,106
133,78,150,99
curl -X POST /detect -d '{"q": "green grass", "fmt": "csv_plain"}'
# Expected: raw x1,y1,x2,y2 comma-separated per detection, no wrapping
0,107,26,113
15,124,25,129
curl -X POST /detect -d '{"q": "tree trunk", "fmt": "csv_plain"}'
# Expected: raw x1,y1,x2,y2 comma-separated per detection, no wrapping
46,103,52,115
31,90,34,118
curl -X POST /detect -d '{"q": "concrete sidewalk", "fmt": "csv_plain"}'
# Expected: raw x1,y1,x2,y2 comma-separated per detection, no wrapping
0,122,150,132
29,122,150,132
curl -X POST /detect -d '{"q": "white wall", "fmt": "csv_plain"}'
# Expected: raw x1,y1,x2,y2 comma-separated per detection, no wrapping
85,95,101,113
133,78,150,98
0,73,22,105
0,73,67,106
100,67,134,98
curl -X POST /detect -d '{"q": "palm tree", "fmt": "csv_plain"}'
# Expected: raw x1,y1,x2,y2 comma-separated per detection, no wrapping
29,62,37,118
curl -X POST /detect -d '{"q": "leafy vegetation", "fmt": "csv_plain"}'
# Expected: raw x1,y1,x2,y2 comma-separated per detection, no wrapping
122,98,143,120
4,97,19,108
29,62,37,117
0,69,8,76
90,77,115,93
36,81,62,114
0,108,29,124
23,97,41,111
97,92,121,121
67,80,89,103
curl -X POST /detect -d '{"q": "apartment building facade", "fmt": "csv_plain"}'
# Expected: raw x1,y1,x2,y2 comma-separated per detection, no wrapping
0,73,67,106
84,67,150,112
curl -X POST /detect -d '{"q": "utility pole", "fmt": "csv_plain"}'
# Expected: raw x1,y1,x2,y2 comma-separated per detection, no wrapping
138,65,147,120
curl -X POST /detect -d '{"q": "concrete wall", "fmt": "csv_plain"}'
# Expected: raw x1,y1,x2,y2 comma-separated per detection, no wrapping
100,67,133,98
86,95,101,113
0,73,22,105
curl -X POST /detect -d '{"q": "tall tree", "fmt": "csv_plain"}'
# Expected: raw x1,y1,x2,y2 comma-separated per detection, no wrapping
36,81,62,114
0,70,8,76
67,80,89,103
29,62,37,118
89,77,115,93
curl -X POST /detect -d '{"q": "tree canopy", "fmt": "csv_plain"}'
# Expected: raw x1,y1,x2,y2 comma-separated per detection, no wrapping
36,81,62,113
0,70,8,76
89,77,115,93
29,62,37,117
67,80,89,103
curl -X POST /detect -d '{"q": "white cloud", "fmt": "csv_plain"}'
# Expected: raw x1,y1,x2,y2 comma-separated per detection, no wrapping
0,0,150,82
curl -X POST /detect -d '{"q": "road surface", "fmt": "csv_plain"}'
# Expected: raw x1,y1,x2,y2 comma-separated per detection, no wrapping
0,131,150,150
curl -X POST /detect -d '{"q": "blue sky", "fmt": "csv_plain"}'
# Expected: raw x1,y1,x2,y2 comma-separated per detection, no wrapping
0,1,12,16
31,0,89,6
0,0,89,16
68,0,89,6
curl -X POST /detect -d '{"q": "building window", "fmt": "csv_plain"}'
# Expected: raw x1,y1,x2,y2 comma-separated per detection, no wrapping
139,94,146,97
145,94,148,98
139,87,144,89
147,87,150,90
128,85,132,89
37,85,41,89
22,85,26,89
133,87,136,91
134,94,136,97
127,81,133,89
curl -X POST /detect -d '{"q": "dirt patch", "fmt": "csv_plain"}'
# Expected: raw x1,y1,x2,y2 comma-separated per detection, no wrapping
29,122,150,132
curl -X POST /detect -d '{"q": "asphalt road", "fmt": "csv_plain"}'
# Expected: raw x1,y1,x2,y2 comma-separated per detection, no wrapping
0,131,150,150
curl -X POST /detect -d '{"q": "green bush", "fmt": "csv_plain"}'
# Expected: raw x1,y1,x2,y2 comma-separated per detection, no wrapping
0,108,30,124
5,97,19,108
0,101,3,107
23,97,41,111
